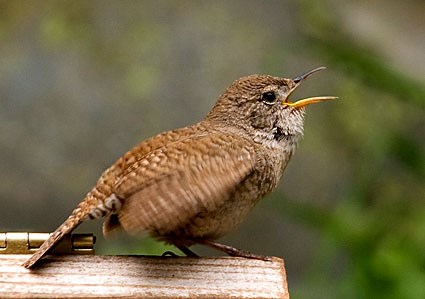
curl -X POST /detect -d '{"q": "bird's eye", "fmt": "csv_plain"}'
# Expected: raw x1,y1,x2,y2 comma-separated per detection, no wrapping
261,91,277,104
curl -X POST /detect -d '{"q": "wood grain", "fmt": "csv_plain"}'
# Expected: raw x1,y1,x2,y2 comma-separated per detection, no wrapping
0,255,289,298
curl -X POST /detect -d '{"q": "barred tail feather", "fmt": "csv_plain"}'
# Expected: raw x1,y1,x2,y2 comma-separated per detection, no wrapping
21,214,84,269
22,192,121,269
21,193,96,269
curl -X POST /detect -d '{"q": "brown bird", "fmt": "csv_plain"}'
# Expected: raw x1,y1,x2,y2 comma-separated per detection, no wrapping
22,66,336,269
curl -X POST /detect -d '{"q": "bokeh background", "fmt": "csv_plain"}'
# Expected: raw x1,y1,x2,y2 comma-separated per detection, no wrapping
1,1,424,298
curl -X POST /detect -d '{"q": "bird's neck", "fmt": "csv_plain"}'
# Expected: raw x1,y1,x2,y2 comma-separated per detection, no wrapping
202,118,303,158
252,128,303,156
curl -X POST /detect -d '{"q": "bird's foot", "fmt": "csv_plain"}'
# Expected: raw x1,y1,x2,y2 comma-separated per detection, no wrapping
200,239,272,261
162,251,179,257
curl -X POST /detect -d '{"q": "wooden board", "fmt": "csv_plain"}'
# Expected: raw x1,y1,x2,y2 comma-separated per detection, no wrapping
0,255,289,298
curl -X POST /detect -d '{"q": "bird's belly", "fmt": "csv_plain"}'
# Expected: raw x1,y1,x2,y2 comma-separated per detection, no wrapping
159,171,275,242
184,197,257,239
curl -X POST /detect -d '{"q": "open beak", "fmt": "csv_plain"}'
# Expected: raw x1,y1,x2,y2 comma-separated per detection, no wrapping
283,66,338,108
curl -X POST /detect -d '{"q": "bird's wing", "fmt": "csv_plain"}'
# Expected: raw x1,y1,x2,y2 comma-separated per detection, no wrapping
113,133,256,235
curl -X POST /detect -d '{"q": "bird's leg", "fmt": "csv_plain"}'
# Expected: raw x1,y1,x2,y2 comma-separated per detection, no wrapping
199,240,272,261
174,245,199,257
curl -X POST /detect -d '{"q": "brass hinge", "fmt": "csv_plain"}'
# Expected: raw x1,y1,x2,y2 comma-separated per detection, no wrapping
0,232,95,255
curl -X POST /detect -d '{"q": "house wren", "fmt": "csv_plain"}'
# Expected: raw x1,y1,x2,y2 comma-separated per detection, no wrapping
23,66,336,268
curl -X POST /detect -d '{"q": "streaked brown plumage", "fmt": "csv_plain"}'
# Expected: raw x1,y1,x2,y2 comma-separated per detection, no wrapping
23,67,336,268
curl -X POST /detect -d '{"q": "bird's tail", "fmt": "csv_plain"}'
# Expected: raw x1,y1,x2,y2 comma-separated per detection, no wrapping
21,191,107,269
21,197,94,268
21,216,82,269
22,164,122,269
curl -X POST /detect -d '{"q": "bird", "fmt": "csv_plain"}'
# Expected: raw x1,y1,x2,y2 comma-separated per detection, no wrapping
22,66,336,269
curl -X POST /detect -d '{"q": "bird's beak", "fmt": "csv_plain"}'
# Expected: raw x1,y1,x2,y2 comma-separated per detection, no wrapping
283,66,338,108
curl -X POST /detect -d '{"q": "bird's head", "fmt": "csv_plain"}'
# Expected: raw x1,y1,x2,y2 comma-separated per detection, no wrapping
207,67,337,151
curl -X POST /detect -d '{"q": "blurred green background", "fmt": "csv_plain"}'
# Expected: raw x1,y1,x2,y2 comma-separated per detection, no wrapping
1,1,424,298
